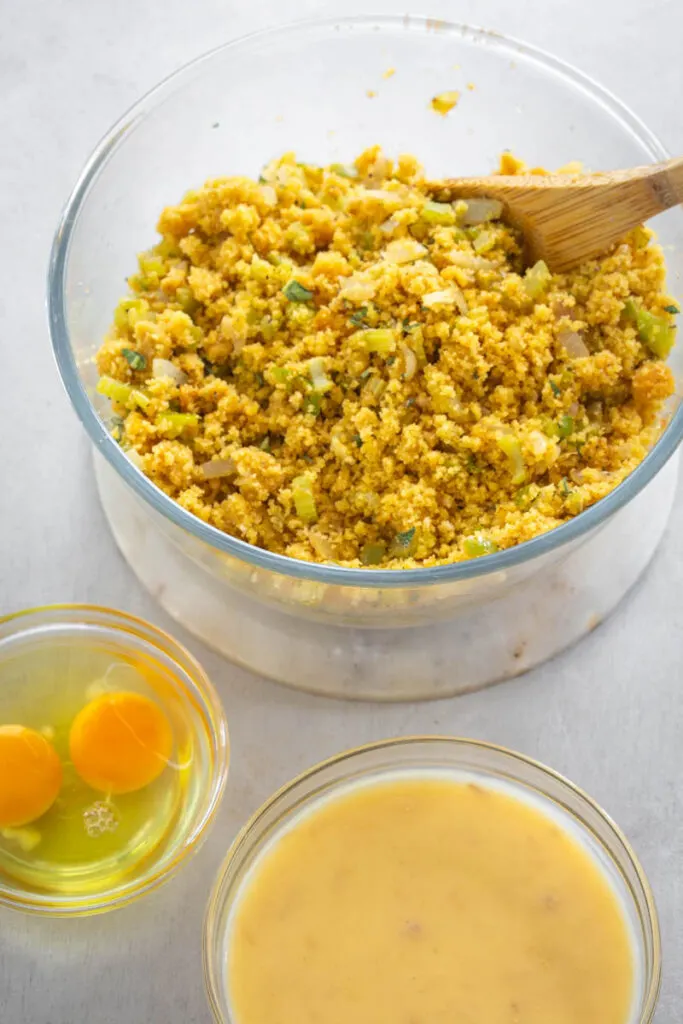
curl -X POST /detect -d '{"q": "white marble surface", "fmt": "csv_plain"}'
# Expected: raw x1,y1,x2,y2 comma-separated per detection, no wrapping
1,0,682,1020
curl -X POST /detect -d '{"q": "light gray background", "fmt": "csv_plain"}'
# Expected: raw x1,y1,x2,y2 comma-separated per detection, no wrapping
1,0,682,1020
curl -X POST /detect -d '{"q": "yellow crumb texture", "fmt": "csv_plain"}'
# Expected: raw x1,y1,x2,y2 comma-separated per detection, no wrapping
431,91,460,115
96,147,677,569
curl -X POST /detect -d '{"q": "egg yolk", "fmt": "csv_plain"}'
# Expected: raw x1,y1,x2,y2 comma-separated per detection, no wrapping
0,725,63,828
69,691,173,795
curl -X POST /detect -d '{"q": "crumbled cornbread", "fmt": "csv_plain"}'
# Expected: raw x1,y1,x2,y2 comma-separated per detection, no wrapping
96,148,677,568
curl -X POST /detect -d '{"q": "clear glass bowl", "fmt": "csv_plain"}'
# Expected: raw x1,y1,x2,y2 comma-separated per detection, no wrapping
203,737,661,1024
0,605,229,916
48,16,683,698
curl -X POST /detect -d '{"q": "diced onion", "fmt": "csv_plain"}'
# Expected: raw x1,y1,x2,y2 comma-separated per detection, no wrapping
152,358,187,385
200,458,236,479
448,252,496,270
258,184,277,206
339,276,376,302
383,239,427,264
558,330,589,358
423,287,468,314
401,345,418,381
461,198,503,225
380,216,400,235
310,532,335,559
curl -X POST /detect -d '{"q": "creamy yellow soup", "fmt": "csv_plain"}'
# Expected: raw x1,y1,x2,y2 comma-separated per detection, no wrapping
229,776,634,1024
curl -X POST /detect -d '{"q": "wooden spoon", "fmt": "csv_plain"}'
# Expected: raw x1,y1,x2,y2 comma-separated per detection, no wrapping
428,157,683,272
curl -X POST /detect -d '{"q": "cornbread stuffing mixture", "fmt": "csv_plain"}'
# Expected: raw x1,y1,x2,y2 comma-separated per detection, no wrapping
96,148,678,568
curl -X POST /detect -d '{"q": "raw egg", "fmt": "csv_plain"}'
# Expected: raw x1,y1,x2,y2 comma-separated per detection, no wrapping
69,691,174,795
0,725,63,828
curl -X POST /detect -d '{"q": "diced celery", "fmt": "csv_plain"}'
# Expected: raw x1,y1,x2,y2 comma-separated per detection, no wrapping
421,201,456,226
114,298,150,332
308,357,332,392
176,287,200,317
138,254,167,278
472,228,496,254
330,163,358,179
357,328,396,355
130,389,150,411
623,299,675,358
304,390,323,416
361,541,387,565
292,475,317,523
155,411,199,438
271,366,292,386
463,534,499,558
97,376,132,406
497,433,526,484
524,260,552,299
557,415,574,439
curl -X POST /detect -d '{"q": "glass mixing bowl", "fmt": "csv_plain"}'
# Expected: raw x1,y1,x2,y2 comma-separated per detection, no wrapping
48,16,683,699
203,737,661,1024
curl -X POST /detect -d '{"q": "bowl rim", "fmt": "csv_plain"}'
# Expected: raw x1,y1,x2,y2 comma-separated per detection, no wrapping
47,13,683,590
202,734,661,1024
0,603,230,916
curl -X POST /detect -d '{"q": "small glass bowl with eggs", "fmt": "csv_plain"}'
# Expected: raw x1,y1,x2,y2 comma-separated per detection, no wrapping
0,605,229,915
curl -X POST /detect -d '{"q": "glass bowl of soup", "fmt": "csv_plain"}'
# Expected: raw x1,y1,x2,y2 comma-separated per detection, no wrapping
203,737,660,1024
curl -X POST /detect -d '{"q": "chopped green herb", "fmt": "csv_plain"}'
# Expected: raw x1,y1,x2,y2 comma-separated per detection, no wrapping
304,390,323,416
254,371,265,387
360,541,386,565
349,306,368,327
472,370,479,380
664,305,679,315
466,453,480,474
557,415,574,439
259,436,271,452
389,527,417,558
560,477,571,496
122,348,146,371
549,379,562,398
386,354,397,366
283,280,314,303
402,318,419,333
404,397,416,408
352,434,363,448
359,368,374,382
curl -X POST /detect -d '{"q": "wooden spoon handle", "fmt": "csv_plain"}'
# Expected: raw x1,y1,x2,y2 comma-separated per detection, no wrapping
430,157,683,271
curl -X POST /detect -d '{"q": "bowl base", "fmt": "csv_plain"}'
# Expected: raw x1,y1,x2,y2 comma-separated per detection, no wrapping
95,451,679,701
